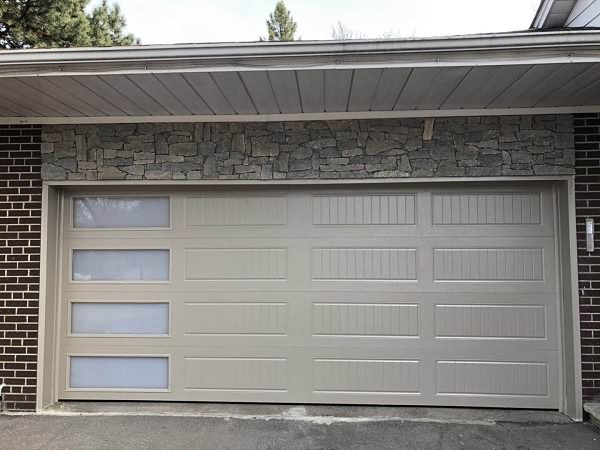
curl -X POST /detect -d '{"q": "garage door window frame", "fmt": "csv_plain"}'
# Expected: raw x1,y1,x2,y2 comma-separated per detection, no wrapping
66,354,171,392
69,194,173,231
69,248,172,283
67,300,172,338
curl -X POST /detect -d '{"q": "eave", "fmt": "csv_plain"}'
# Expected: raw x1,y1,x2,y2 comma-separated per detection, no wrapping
0,31,599,124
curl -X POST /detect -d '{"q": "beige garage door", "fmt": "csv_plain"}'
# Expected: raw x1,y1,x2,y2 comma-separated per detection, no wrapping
57,183,560,409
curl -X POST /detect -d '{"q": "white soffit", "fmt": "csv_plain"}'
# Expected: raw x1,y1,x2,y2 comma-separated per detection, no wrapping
0,30,600,123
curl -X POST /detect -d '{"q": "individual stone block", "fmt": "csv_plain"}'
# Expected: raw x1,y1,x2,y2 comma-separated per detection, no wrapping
234,164,260,174
275,152,289,172
251,141,279,157
204,156,217,177
41,164,66,180
121,165,145,176
98,167,126,180
289,159,312,171
366,139,397,155
170,142,197,156
232,134,245,153
145,170,172,180
133,152,155,164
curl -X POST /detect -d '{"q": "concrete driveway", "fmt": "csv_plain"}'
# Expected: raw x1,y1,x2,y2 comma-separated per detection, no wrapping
0,403,598,450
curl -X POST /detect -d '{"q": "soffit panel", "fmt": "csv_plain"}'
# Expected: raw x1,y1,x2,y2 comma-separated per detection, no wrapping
0,63,599,119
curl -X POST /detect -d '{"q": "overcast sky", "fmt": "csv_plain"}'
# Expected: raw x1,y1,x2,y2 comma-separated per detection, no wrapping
92,0,542,45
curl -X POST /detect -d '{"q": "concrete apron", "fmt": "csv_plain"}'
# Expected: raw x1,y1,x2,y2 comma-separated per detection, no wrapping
3,402,574,426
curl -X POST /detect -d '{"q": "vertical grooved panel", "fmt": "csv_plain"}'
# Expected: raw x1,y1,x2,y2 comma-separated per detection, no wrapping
435,305,546,338
313,194,415,225
312,248,416,280
434,249,544,281
313,359,420,393
313,303,419,336
437,361,549,396
432,193,541,224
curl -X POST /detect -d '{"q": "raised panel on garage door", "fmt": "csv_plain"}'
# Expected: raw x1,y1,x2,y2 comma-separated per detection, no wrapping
57,184,561,409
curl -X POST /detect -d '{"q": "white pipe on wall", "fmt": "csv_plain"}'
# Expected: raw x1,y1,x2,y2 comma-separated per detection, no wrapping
0,383,6,411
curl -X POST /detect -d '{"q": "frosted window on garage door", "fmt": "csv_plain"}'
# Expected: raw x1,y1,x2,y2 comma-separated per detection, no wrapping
70,356,168,389
72,250,169,281
71,303,169,335
73,197,170,228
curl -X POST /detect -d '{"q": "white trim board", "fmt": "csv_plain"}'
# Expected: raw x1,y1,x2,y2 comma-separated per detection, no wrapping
6,106,600,125
45,176,574,187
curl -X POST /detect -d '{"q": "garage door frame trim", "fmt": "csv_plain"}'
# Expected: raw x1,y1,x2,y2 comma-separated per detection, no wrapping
36,176,583,420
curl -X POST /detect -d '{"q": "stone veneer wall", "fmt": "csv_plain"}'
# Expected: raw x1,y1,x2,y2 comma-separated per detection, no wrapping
41,116,574,181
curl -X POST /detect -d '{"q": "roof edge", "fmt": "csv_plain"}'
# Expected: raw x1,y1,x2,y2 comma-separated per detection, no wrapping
0,30,599,69
0,30,599,78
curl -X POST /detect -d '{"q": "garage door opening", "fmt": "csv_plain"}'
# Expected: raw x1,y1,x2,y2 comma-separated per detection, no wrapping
37,180,582,417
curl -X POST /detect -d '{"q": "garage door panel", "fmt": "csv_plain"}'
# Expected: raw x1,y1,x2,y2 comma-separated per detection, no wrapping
183,302,288,336
430,188,554,235
184,357,288,391
185,194,288,226
59,183,561,408
311,248,417,281
434,304,547,339
433,248,545,281
312,193,416,225
436,360,550,397
184,248,289,280
312,302,420,337
58,389,556,407
313,358,421,394
61,342,558,359
431,192,542,225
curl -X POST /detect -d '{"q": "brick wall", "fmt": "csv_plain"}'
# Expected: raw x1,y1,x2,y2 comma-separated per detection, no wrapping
0,125,42,411
575,112,600,402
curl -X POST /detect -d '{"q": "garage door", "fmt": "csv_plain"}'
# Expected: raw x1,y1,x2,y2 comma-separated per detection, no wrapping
57,183,560,408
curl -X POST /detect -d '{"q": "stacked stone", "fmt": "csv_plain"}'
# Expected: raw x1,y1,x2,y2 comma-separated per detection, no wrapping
40,116,575,181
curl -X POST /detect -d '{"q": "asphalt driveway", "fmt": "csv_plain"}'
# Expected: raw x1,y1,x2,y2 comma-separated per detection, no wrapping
0,402,600,450
0,405,599,450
